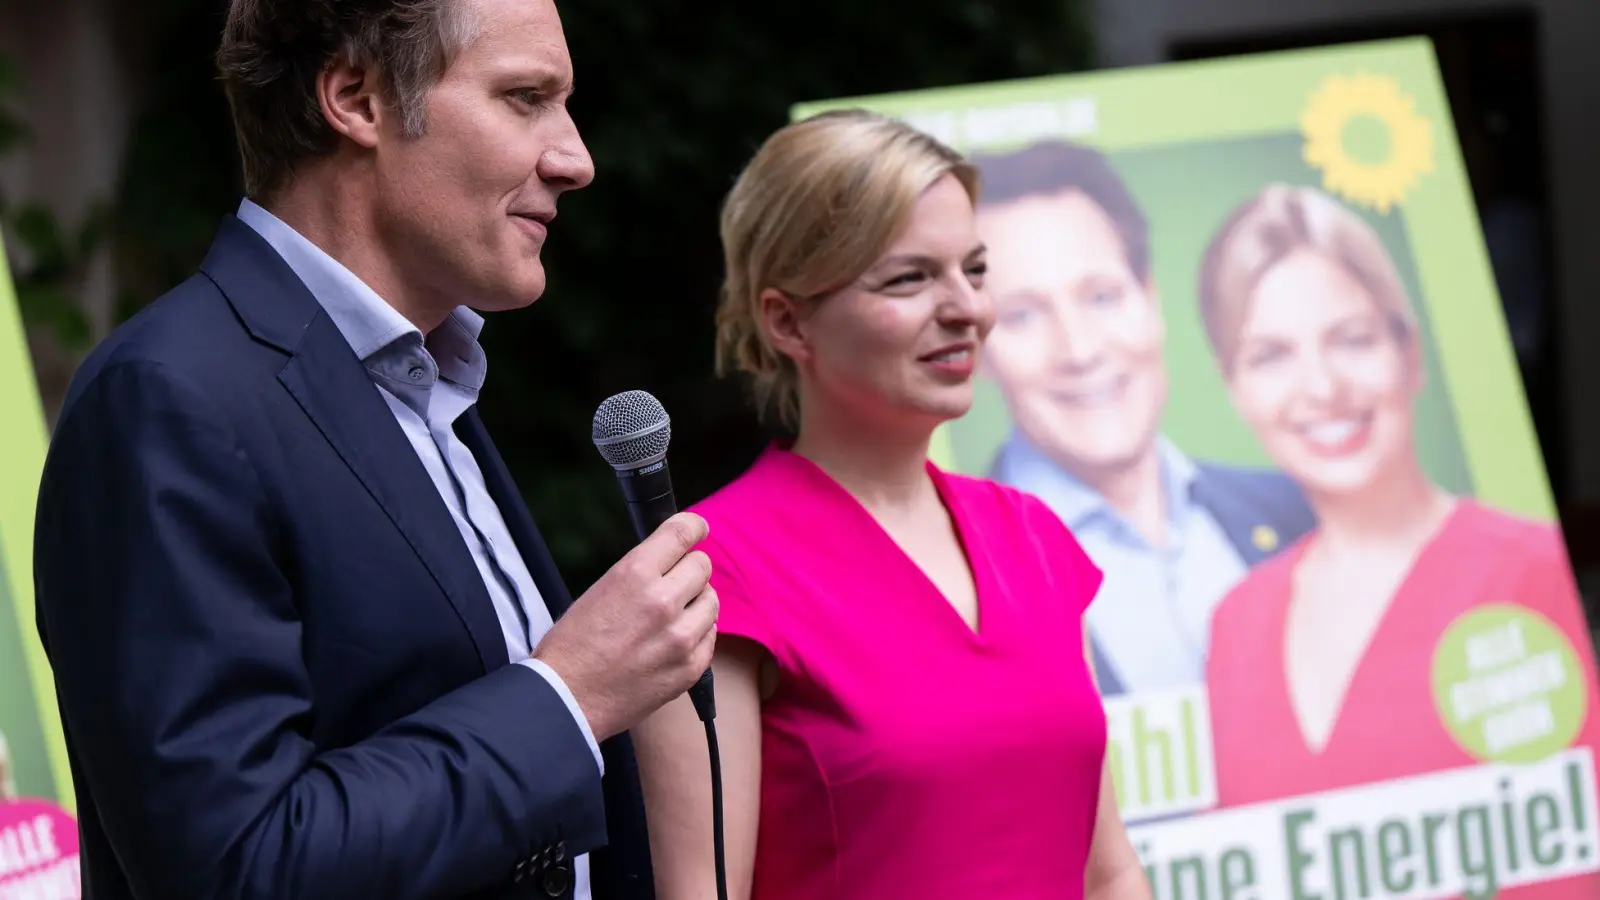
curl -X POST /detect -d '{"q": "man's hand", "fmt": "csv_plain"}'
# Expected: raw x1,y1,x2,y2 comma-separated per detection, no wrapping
533,512,718,742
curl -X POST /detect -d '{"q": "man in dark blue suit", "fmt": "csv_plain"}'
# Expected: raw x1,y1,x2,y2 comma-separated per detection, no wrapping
970,140,1317,697
30,1,717,898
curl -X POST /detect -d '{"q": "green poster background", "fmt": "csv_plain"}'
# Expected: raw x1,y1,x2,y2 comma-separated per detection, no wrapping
793,37,1552,522
0,232,70,810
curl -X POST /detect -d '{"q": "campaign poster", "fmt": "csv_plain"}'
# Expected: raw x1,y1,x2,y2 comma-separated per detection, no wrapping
795,38,1600,898
0,232,80,893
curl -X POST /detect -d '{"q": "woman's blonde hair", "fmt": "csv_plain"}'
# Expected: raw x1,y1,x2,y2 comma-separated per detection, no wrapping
714,108,979,430
1198,184,1417,374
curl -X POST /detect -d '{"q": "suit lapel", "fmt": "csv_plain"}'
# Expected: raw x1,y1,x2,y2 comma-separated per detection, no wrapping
1190,469,1275,566
279,326,510,671
456,410,575,622
202,216,509,673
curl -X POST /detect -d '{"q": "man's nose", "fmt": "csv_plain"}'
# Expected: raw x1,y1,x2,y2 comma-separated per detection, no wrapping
539,110,595,191
1049,304,1104,373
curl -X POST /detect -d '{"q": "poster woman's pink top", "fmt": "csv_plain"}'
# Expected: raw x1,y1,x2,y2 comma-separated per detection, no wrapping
689,445,1108,900
1208,499,1600,898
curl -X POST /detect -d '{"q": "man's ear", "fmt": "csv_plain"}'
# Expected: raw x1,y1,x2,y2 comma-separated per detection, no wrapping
759,288,812,368
315,56,388,149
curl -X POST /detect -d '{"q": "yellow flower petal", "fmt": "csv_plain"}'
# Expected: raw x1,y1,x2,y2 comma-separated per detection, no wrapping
1300,72,1434,213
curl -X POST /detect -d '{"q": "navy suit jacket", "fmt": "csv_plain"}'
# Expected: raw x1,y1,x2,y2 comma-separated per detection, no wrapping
32,216,654,900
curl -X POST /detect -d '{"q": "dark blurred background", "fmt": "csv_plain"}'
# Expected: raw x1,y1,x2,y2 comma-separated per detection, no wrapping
2,0,1597,609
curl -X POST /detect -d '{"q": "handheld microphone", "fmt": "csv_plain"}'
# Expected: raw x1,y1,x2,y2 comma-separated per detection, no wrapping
591,390,715,722
593,390,729,900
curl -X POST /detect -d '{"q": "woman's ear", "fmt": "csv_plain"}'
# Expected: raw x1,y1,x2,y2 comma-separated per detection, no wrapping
759,287,812,367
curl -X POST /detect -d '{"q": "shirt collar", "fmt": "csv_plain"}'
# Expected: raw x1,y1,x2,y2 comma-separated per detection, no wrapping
234,198,487,393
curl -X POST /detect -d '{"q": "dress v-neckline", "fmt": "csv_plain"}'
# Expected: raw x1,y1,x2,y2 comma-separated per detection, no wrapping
1276,501,1466,756
774,446,992,643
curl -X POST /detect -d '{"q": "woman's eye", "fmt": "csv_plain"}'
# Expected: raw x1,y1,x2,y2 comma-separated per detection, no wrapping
999,306,1036,327
1086,285,1123,307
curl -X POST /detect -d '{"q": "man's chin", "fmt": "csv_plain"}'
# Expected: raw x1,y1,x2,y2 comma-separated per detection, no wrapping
473,270,547,312
510,281,547,307
516,262,548,305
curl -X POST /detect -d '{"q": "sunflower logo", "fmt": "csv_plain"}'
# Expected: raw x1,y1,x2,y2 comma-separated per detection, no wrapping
1300,72,1435,214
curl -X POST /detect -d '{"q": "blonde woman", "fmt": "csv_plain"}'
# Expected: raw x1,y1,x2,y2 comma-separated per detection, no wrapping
1200,184,1599,899
632,110,1150,900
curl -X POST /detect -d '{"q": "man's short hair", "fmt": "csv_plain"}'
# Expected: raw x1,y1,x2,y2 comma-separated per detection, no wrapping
969,140,1150,283
216,0,478,199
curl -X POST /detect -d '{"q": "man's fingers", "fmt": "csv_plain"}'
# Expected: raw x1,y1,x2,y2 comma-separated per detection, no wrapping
682,583,719,640
657,550,713,609
634,512,709,575
689,620,717,675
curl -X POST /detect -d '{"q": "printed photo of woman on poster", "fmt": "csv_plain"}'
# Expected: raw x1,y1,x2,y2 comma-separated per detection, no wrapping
1199,184,1600,837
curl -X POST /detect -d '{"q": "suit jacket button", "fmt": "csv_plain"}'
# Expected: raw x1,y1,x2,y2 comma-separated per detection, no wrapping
541,862,572,896
552,841,567,863
513,858,530,883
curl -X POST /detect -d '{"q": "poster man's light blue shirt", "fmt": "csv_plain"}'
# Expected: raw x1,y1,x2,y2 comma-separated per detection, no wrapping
237,199,600,900
997,435,1247,693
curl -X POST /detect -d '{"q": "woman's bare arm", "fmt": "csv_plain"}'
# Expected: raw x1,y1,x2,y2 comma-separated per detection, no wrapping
632,637,768,900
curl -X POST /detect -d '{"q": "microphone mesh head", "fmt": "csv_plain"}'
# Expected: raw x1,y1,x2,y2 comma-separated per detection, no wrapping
592,390,671,469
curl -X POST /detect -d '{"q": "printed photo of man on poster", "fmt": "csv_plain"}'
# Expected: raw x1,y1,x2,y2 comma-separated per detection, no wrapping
969,140,1317,697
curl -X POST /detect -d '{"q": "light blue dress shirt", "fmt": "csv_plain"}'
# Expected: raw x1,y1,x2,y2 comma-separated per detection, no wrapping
996,434,1247,693
238,199,601,898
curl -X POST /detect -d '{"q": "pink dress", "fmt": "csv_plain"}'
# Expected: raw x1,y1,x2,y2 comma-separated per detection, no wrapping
1208,500,1600,899
689,444,1108,900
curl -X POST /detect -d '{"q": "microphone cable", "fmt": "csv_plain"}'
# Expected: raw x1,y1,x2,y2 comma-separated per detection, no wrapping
688,677,728,900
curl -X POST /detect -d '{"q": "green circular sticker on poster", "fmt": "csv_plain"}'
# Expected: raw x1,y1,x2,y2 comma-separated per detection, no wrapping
1432,604,1586,764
